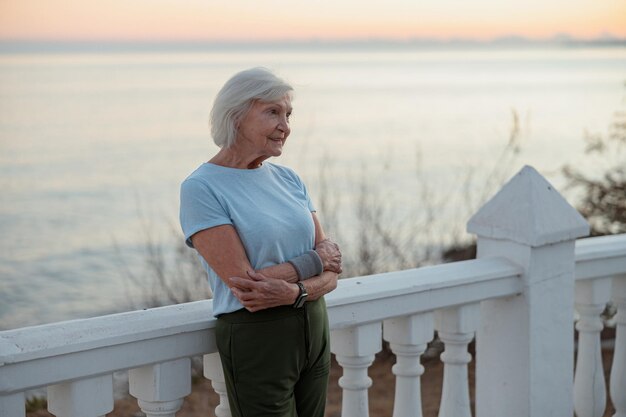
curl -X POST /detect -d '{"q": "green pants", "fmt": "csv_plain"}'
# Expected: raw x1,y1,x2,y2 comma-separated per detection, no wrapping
215,297,331,417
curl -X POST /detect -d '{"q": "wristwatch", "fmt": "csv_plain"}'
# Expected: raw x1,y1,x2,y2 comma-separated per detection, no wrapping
293,282,308,308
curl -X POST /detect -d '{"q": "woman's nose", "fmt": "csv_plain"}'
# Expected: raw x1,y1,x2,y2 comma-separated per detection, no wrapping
277,117,290,132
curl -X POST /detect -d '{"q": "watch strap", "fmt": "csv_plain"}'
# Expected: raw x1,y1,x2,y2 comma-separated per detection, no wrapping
293,282,308,308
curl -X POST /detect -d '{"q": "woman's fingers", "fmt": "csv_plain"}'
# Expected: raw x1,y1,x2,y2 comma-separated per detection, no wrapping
229,275,259,289
229,274,296,312
315,239,342,273
247,270,267,281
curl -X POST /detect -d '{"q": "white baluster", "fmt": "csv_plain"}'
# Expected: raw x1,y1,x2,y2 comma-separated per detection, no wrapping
435,304,479,417
611,275,626,417
331,322,382,417
48,375,113,417
129,358,191,417
574,278,612,417
204,352,231,417
383,313,434,417
0,392,25,417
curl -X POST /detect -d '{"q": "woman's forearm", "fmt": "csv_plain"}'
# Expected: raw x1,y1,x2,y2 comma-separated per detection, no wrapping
257,239,341,283
303,270,338,301
257,262,299,283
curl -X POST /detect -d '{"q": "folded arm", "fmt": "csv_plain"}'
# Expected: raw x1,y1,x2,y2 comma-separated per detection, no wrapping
190,212,340,312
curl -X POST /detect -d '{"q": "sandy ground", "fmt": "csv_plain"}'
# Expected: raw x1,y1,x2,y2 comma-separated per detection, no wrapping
27,347,615,417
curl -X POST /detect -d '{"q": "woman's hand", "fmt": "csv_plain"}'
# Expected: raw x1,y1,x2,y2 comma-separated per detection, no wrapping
229,271,299,312
315,238,342,274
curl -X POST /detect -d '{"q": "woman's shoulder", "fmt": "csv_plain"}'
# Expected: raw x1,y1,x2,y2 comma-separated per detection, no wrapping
266,163,311,195
181,163,221,191
184,162,234,181
266,162,302,182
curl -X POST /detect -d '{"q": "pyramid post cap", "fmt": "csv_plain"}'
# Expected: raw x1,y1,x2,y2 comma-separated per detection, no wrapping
467,165,590,247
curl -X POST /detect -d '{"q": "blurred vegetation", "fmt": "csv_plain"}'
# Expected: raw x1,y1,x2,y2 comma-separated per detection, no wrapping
25,396,47,413
562,102,626,236
116,219,211,309
318,109,524,270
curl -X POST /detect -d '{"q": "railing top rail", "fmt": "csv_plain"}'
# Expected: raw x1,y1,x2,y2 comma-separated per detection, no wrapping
575,233,626,261
327,257,521,306
0,299,215,366
575,234,626,280
326,256,522,328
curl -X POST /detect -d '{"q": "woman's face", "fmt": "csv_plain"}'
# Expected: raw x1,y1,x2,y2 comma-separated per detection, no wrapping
236,94,292,159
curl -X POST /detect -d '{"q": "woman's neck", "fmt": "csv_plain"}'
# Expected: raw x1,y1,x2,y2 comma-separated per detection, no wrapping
209,147,267,170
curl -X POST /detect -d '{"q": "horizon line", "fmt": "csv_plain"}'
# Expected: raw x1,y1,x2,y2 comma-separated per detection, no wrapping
1,34,625,54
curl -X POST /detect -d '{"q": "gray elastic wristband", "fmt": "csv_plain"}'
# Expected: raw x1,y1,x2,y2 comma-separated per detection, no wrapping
288,250,324,281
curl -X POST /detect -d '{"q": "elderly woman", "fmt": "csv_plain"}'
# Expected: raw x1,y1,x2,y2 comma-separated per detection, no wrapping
179,67,341,417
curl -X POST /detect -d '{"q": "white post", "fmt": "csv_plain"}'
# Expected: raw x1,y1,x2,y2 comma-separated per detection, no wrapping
435,304,479,417
467,166,590,417
48,375,114,417
574,278,612,417
204,352,232,417
0,392,25,417
129,358,191,417
331,322,382,417
383,312,434,417
611,275,626,417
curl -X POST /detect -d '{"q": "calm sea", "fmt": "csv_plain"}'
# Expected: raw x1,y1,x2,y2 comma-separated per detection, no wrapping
1,46,625,329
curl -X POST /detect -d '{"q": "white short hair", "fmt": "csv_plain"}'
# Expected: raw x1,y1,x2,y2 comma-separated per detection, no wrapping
210,67,293,149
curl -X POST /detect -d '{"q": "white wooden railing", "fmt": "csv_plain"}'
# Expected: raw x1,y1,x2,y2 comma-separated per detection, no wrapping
1,166,625,417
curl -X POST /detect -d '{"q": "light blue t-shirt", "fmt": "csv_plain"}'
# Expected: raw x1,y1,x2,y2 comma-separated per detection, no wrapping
179,162,316,316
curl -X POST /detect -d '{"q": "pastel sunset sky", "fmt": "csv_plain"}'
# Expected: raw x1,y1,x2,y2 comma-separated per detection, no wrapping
1,0,625,42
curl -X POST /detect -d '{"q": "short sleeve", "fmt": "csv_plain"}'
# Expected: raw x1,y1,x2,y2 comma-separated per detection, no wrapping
179,178,232,248
302,179,316,212
278,164,316,212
